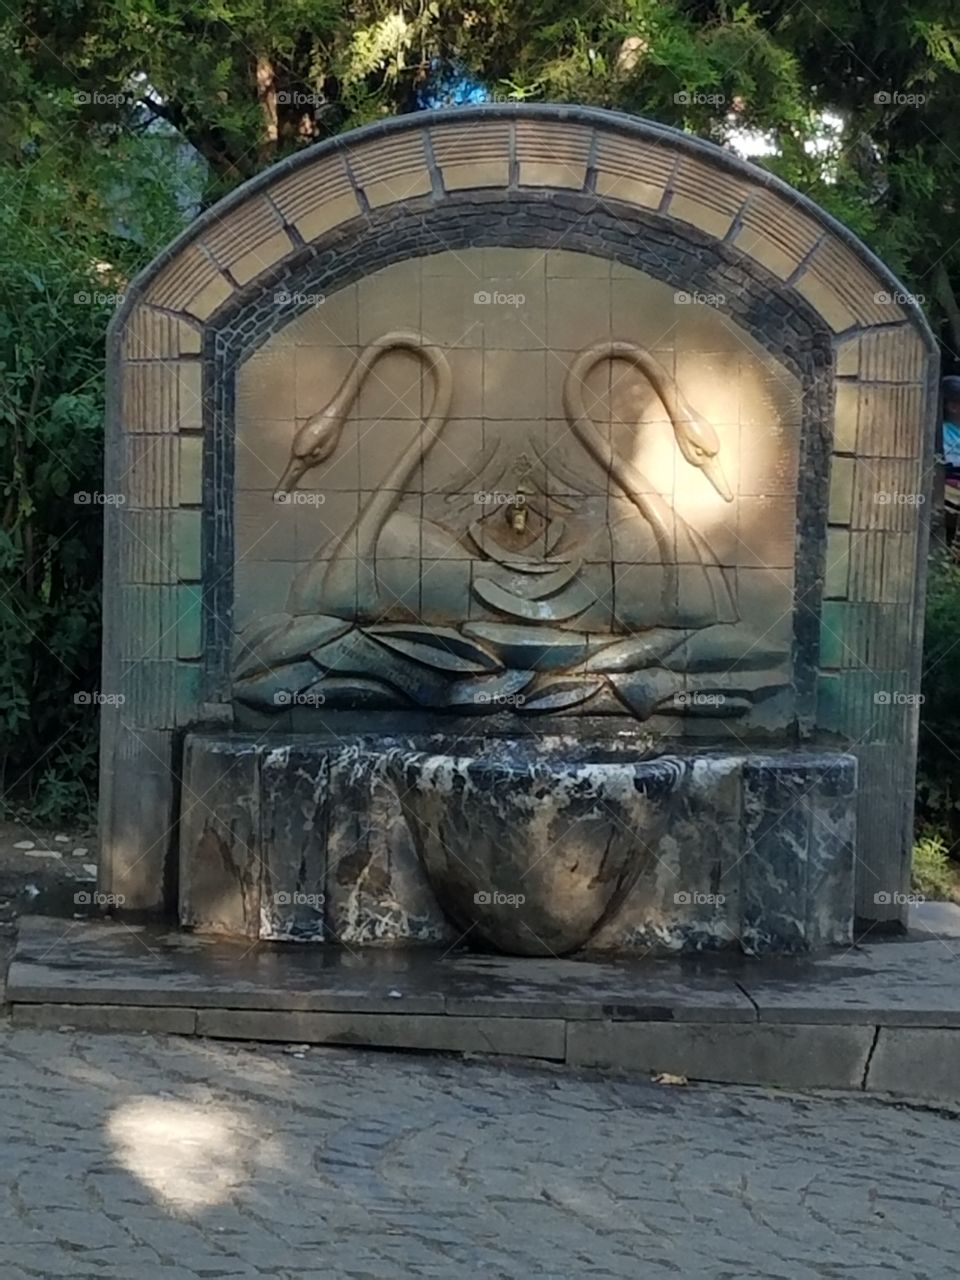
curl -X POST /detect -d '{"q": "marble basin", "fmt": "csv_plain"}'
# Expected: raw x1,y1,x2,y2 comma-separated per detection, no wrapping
392,737,685,956
178,732,857,956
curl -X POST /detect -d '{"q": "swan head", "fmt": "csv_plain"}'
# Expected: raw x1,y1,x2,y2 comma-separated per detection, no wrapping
274,410,342,496
673,413,734,502
272,332,448,497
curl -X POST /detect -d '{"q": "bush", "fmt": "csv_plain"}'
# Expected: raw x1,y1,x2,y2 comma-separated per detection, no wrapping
0,134,191,823
916,553,960,844
912,831,957,901
0,191,109,820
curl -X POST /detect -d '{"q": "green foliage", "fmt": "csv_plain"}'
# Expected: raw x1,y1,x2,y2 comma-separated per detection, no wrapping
1,0,959,822
0,124,189,821
3,1,958,336
916,555,960,839
912,830,957,901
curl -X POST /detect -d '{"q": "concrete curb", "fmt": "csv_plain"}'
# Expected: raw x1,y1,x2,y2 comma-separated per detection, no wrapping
9,1001,960,1102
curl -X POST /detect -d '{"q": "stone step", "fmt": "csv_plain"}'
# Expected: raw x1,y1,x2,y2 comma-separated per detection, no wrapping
7,910,960,1101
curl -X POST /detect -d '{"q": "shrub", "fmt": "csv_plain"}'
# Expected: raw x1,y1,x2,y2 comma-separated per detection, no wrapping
912,831,957,901
916,552,960,844
0,133,190,822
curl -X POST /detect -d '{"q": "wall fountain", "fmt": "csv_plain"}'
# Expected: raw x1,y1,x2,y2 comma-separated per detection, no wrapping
99,105,936,955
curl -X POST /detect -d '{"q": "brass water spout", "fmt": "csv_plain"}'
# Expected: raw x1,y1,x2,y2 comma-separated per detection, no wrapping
506,485,531,534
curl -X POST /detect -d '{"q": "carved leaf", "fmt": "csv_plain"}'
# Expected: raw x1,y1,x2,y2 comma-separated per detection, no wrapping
665,692,753,717
366,625,502,673
585,630,689,673
301,676,411,709
234,615,352,678
233,612,291,663
517,676,604,713
608,670,680,720
462,623,594,672
312,631,451,706
663,624,788,673
233,660,322,711
447,670,535,709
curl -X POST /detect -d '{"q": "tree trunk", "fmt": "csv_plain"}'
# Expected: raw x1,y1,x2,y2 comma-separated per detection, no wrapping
256,55,279,164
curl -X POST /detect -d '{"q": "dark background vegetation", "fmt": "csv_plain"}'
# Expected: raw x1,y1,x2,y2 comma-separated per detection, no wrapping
1,2,958,871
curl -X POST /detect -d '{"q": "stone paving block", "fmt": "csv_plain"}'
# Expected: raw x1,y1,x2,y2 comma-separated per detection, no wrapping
197,1008,566,1058
866,1026,960,1101
1,1024,959,1275
566,1021,874,1089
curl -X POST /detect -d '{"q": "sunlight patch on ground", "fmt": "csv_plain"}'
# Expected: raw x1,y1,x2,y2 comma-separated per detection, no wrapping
107,1096,256,1212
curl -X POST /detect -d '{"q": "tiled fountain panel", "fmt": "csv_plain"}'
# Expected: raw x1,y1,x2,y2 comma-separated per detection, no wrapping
230,250,800,738
180,733,856,955
101,105,936,942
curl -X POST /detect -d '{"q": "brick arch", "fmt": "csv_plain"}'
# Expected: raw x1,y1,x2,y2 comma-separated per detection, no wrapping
117,106,932,335
103,105,937,923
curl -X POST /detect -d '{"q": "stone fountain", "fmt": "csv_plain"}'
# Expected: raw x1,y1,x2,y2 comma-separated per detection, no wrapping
98,105,936,957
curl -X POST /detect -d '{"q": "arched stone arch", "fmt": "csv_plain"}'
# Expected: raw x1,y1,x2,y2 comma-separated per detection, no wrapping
101,105,936,924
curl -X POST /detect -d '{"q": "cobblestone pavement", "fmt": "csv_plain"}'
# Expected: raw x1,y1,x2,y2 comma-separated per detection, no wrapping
0,1029,958,1279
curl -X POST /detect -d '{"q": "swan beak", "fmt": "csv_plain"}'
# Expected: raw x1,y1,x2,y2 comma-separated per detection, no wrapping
275,456,310,497
701,455,734,503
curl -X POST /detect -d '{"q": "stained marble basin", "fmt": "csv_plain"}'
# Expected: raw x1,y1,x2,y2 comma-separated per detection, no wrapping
392,737,685,956
178,732,857,956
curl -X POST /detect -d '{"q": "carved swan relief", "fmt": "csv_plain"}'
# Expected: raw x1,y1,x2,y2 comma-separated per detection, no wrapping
234,331,789,719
